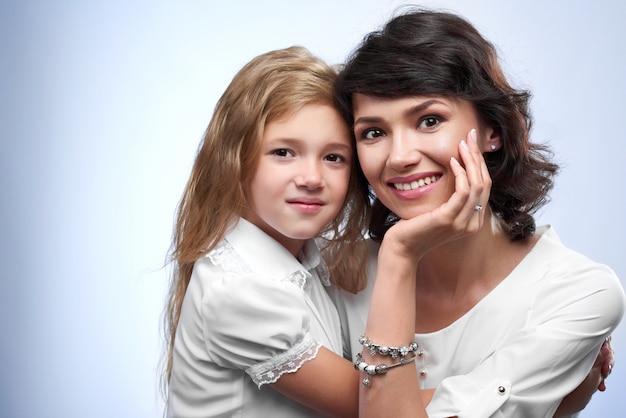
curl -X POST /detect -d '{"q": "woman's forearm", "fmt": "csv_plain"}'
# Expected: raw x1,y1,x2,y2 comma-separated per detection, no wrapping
358,247,428,418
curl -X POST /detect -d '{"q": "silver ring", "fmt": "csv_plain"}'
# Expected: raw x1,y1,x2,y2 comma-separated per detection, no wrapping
474,204,483,212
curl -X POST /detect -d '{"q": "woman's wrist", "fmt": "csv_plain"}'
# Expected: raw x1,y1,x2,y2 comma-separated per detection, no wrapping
378,237,421,279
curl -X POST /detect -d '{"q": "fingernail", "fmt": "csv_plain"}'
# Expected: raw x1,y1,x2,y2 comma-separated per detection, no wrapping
461,140,469,151
470,129,477,143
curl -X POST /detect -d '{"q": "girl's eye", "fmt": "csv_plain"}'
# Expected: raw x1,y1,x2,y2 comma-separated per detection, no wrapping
272,149,293,157
419,116,440,129
361,128,385,140
325,154,346,163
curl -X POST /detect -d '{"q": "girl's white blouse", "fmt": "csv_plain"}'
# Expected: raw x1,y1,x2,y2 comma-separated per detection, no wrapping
332,226,625,418
167,218,342,417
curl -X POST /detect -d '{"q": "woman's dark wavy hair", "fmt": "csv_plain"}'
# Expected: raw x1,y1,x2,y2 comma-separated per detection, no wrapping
334,7,559,241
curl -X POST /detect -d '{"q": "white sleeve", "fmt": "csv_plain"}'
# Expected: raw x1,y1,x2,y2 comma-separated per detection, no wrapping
196,259,321,387
427,262,625,418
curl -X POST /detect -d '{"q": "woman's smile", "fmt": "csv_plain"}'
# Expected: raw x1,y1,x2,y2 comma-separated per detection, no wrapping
390,174,442,191
353,94,484,217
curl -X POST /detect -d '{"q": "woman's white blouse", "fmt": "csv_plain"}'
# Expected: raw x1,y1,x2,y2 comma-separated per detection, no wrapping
167,218,342,417
333,226,625,418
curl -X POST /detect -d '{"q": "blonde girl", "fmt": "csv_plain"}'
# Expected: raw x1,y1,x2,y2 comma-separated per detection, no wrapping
162,46,368,417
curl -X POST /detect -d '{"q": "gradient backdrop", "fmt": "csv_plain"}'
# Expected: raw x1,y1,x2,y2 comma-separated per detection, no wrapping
1,0,624,416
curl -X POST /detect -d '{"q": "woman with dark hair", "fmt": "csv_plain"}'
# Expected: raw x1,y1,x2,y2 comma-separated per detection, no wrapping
332,8,625,417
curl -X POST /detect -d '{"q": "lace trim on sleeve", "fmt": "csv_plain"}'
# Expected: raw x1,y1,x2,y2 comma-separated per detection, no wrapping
246,333,321,388
207,239,252,274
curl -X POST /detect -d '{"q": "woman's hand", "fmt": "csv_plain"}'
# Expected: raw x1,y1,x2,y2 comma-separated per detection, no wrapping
382,128,492,262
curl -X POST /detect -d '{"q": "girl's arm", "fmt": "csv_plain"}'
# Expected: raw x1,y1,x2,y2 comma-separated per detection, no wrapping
271,348,437,418
271,348,359,418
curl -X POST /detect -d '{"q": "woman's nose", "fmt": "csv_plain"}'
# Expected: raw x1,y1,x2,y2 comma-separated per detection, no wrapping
387,134,421,170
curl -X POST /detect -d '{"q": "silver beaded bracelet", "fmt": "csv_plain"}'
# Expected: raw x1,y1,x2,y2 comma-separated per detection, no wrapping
359,335,419,358
354,352,417,387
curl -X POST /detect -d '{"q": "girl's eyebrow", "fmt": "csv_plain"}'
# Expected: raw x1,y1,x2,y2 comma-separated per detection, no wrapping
353,99,446,126
266,136,352,152
328,142,353,153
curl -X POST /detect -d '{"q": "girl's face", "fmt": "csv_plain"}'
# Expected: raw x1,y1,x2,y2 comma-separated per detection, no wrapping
353,94,495,220
244,103,352,256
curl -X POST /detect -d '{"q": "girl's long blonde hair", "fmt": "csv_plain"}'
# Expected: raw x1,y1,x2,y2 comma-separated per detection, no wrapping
161,46,370,395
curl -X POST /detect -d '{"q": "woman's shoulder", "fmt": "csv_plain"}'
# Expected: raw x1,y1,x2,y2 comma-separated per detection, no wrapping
531,225,625,319
534,226,619,282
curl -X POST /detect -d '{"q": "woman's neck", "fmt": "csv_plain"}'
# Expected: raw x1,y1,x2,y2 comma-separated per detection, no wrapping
413,213,538,332
417,214,503,286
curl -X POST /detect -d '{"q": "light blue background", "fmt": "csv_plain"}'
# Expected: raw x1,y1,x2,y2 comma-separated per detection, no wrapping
1,1,624,416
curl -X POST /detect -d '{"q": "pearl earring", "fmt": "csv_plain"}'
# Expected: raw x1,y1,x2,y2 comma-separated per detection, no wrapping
490,144,496,151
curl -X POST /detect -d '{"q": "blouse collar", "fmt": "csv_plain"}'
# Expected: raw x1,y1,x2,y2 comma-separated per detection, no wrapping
212,218,330,288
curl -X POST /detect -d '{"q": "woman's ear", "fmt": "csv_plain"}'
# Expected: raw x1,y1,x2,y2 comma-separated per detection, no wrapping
483,127,502,152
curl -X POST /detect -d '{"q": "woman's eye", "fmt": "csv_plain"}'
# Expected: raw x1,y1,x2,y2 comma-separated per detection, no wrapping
419,116,440,129
361,128,385,140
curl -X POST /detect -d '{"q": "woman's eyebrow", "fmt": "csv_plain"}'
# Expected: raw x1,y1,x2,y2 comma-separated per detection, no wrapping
403,99,445,118
353,99,446,126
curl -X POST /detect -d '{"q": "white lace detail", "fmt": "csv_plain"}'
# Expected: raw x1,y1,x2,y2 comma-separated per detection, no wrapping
285,270,308,289
206,239,252,274
246,333,321,388
315,258,331,286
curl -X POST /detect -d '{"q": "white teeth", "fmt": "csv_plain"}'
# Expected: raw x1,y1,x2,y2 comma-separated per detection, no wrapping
394,175,439,191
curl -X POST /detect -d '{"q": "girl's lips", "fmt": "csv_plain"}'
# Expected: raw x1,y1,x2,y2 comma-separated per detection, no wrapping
287,198,325,213
287,197,324,205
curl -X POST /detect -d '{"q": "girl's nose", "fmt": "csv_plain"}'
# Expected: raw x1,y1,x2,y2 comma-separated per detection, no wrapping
295,161,323,189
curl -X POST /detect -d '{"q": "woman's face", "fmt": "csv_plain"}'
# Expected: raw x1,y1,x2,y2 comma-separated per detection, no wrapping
353,94,494,220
